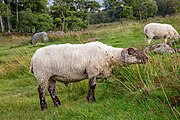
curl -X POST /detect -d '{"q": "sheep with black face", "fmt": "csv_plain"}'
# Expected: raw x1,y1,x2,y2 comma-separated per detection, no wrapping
30,42,148,110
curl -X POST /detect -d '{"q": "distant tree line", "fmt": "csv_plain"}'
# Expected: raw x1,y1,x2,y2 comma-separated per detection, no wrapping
90,0,180,24
0,0,179,33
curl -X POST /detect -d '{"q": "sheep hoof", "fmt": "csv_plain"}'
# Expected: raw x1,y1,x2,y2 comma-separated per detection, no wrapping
54,96,61,107
87,96,96,103
54,102,61,107
41,104,48,110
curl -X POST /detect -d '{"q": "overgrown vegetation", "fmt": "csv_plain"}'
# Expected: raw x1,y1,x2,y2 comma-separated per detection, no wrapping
0,14,180,119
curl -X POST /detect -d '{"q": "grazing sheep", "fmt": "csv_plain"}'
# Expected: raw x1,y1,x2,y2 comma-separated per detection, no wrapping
144,23,180,45
31,32,49,45
144,43,175,54
30,42,148,110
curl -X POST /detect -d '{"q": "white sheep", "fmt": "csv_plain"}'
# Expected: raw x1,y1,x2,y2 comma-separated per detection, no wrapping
144,23,180,45
30,41,148,110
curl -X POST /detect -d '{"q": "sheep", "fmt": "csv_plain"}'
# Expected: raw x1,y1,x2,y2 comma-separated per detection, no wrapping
144,23,180,45
144,43,175,54
31,32,49,45
30,41,148,110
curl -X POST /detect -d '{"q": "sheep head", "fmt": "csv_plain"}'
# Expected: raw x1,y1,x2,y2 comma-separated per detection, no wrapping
121,48,148,64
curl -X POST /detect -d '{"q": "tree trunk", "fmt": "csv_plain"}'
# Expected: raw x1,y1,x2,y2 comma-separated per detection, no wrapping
4,1,11,33
61,11,65,32
0,15,4,32
7,16,11,33
16,0,19,31
138,3,142,20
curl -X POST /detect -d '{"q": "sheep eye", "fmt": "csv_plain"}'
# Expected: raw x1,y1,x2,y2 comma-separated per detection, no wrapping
127,48,136,55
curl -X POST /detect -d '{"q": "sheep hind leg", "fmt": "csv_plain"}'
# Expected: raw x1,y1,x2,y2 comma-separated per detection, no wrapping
38,83,48,110
48,79,61,107
87,77,96,103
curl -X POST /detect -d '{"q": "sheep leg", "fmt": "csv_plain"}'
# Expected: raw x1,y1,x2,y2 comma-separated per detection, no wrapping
48,79,61,107
87,77,96,103
38,84,48,110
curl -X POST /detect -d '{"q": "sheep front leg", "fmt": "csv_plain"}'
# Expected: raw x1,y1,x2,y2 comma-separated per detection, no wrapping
87,77,96,103
38,84,48,110
48,79,61,107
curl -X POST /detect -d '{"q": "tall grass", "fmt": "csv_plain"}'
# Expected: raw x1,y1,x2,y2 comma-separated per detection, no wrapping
112,52,180,119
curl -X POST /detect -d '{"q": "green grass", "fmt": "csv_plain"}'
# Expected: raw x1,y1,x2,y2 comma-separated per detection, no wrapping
0,14,180,120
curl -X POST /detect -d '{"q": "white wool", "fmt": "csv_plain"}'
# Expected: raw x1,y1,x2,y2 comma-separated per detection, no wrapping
144,23,180,44
30,42,124,84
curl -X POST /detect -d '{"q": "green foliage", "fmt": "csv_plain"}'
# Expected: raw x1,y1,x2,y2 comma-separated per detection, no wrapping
19,9,37,32
103,0,123,21
155,0,180,16
90,11,111,24
120,6,134,19
87,1,101,13
0,2,8,16
0,0,50,33
51,0,92,31
1,0,180,32
132,0,158,19
35,13,53,32
24,0,48,13
17,9,53,33
91,0,158,24
18,9,37,32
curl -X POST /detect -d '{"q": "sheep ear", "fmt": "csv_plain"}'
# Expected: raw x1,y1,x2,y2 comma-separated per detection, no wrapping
127,48,136,55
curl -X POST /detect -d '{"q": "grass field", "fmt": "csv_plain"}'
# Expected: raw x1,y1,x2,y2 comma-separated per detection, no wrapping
0,14,180,120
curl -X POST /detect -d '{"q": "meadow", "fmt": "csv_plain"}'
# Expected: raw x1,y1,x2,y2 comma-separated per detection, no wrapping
0,14,180,120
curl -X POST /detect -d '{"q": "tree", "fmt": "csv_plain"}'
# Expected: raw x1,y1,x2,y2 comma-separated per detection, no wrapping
90,11,111,24
51,0,94,31
86,1,101,13
120,6,134,19
3,0,12,33
51,3,69,31
19,9,37,32
132,0,158,20
0,2,6,32
24,0,48,13
35,13,53,32
155,0,180,16
103,0,123,21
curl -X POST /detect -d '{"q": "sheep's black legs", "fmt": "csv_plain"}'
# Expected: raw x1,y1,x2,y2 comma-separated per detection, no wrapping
87,77,96,102
38,84,48,110
48,79,61,107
